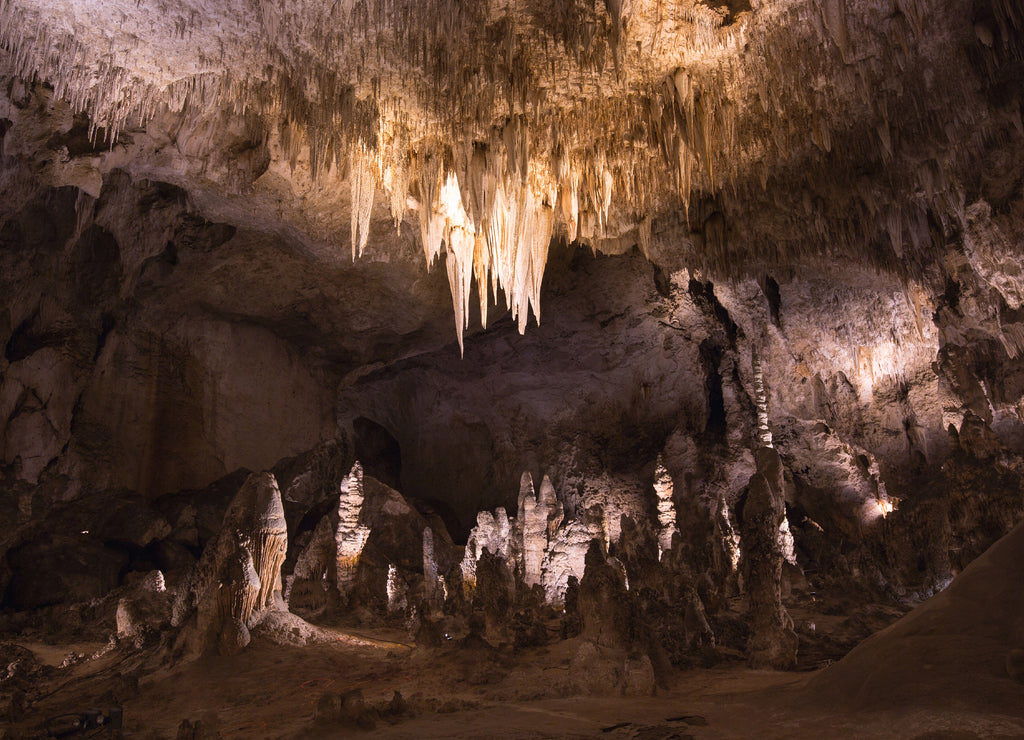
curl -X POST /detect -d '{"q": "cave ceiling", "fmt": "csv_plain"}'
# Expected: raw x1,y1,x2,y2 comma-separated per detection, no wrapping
1,0,1021,348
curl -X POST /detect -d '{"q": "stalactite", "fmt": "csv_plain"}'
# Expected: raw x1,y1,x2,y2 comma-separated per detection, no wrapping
349,146,376,260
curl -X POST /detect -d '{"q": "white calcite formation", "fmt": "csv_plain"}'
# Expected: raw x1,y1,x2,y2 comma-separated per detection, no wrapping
2,0,1006,357
386,564,407,615
462,471,626,604
653,456,679,559
541,507,608,603
752,350,773,449
335,461,371,594
518,473,564,588
460,507,514,595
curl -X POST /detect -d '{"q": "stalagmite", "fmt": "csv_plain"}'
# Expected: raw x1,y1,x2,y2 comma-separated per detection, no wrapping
175,472,290,656
518,472,563,587
741,448,798,669
541,510,605,605
473,549,516,644
518,472,545,587
386,564,408,614
336,462,372,595
653,456,679,558
216,545,260,655
460,507,514,596
250,475,288,610
753,349,773,448
422,527,441,603
577,539,631,649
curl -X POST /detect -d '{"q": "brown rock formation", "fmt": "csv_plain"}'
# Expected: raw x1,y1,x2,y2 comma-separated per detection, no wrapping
176,471,289,656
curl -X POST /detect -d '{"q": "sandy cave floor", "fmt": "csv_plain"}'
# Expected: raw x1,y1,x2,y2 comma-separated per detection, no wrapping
7,618,1024,740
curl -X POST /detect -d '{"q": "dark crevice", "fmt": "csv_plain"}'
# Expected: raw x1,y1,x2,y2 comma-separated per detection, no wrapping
353,416,402,492
699,339,727,441
4,314,74,363
0,118,10,157
93,313,116,362
653,264,672,298
763,275,782,328
688,278,739,344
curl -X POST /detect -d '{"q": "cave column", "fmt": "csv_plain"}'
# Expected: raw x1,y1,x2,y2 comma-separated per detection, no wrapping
741,446,798,669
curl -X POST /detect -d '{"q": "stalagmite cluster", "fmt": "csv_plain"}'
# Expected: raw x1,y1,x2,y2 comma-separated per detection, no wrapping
460,472,615,605
518,473,563,587
288,461,374,609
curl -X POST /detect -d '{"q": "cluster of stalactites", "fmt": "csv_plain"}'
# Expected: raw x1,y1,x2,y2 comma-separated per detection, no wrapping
370,115,627,353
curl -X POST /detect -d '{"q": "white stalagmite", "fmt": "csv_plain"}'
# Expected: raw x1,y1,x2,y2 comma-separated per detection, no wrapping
517,472,543,586
461,473,608,605
335,461,371,594
778,516,797,566
753,349,773,448
653,456,679,559
460,508,514,596
751,350,791,561
422,526,441,602
386,563,407,614
518,472,563,588
540,504,606,603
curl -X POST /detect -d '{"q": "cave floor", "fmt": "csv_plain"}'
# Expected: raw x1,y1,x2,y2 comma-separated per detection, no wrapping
8,621,1024,740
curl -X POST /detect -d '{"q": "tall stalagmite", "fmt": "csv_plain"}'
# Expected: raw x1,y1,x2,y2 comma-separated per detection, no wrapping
741,447,798,669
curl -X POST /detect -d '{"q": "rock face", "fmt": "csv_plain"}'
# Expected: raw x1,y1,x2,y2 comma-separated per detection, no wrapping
578,540,632,650
5,533,128,610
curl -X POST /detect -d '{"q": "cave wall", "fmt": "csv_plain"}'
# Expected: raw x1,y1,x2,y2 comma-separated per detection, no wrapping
0,177,339,500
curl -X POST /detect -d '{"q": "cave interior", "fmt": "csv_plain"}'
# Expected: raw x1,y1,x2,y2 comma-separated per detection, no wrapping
1,0,1024,737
